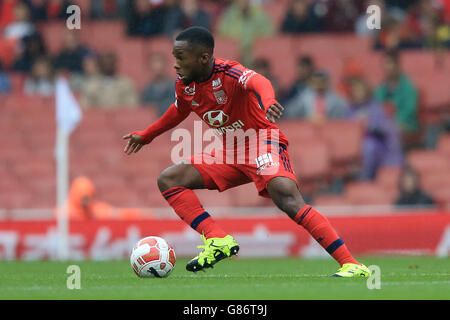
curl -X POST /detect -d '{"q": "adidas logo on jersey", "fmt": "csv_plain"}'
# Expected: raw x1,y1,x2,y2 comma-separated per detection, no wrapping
212,78,222,90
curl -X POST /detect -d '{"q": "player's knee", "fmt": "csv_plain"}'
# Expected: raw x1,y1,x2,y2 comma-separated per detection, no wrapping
157,163,202,192
157,165,183,192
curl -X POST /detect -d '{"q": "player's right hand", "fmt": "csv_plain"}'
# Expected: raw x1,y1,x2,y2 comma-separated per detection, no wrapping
123,133,144,155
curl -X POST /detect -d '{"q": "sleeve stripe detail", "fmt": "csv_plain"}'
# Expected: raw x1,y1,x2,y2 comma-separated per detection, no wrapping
228,67,244,75
225,69,243,78
224,72,239,81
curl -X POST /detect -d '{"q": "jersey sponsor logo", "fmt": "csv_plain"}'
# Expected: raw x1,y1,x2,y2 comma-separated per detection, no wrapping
238,70,256,88
184,84,196,96
203,110,230,127
213,120,245,135
212,78,222,90
213,90,228,105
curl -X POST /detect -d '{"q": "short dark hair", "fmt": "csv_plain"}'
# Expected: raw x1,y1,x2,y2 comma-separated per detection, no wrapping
175,27,214,52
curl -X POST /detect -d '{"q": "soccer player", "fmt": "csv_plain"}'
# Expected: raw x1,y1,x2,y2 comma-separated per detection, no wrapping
123,27,370,278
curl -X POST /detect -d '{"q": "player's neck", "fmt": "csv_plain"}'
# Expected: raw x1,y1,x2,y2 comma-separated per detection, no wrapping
196,58,215,84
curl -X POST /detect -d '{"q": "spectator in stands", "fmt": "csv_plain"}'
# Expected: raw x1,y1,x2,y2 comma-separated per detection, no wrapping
90,0,128,19
141,53,175,115
395,167,435,206
180,0,211,30
126,0,166,36
347,78,403,180
59,176,143,220
218,0,274,66
159,0,185,37
322,0,362,32
374,51,419,138
2,1,35,40
24,56,54,96
80,52,138,108
284,70,348,122
282,55,315,104
12,33,47,73
53,31,91,73
252,58,281,99
28,0,73,21
71,53,99,91
0,62,11,93
338,58,365,99
280,0,322,34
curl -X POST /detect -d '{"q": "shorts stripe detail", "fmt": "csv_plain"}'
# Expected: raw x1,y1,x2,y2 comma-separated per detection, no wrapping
325,238,344,254
190,212,211,229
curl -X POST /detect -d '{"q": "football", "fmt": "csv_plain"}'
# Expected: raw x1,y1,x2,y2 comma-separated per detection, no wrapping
130,236,176,278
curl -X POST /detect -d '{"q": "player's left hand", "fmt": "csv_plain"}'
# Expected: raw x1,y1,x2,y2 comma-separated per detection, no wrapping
266,103,284,123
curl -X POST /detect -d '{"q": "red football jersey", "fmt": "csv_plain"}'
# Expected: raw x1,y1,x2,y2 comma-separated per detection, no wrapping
174,57,289,149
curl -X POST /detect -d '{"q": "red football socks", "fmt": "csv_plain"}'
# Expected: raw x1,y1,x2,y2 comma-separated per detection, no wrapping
294,205,359,266
161,187,228,239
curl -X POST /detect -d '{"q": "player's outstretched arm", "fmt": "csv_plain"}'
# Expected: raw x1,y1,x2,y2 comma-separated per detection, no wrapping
122,103,190,155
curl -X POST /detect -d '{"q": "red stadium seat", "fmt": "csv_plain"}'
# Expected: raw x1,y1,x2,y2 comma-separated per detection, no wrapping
344,182,393,205
214,37,241,61
277,120,318,145
375,166,402,194
407,150,450,176
253,35,296,89
432,187,450,207
420,171,450,196
114,39,147,89
81,21,126,52
313,194,350,207
290,140,330,180
228,183,273,207
318,120,364,177
195,189,234,208
290,139,331,195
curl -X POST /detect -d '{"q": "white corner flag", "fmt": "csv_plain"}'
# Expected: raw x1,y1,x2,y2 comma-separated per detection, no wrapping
55,76,82,260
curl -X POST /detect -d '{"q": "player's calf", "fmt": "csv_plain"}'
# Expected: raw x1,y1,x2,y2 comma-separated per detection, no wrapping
267,177,363,269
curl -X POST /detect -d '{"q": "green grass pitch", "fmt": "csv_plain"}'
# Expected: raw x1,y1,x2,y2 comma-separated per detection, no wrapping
0,256,449,300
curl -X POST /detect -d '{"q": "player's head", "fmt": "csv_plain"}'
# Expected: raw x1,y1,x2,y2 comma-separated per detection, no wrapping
172,26,214,85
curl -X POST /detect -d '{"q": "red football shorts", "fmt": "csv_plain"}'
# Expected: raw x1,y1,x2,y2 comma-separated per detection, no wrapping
188,142,298,198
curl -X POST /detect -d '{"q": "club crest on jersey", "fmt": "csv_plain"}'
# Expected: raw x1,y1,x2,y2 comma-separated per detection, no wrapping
213,90,228,105
212,78,222,90
184,84,195,96
203,110,229,127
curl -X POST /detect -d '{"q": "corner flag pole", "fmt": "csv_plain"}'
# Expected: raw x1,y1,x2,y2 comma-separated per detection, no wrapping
55,76,82,260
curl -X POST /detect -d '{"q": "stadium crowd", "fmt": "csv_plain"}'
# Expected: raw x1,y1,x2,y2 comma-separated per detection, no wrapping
1,0,450,211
